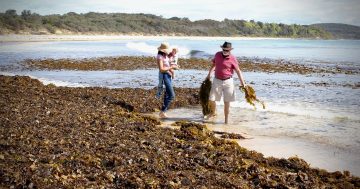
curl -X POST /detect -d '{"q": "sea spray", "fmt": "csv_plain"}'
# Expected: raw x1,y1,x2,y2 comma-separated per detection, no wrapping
199,78,215,116
125,42,190,57
240,85,265,109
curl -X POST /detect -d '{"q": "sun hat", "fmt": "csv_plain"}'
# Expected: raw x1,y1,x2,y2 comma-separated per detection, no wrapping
158,42,170,54
220,41,234,50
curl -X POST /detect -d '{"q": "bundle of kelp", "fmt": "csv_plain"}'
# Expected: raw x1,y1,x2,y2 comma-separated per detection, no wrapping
240,85,265,109
199,78,215,116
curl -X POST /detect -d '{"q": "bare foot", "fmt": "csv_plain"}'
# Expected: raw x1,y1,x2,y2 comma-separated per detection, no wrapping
159,111,168,119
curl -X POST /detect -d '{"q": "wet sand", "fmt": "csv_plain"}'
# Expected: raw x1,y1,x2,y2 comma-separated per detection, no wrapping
1,75,359,188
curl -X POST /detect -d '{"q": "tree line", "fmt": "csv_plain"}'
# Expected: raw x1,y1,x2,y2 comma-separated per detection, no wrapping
0,9,333,38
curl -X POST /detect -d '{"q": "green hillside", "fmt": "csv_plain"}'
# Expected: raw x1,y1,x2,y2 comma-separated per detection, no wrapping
0,9,333,38
311,23,360,39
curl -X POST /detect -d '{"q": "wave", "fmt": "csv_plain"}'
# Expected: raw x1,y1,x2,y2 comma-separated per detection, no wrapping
35,76,89,87
0,72,88,87
125,42,191,57
188,50,213,59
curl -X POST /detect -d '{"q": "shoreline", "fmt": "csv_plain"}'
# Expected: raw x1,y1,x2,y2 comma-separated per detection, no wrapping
0,34,316,42
153,107,360,177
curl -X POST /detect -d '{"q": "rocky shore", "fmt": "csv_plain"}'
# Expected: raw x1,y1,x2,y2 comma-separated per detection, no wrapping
1,75,359,188
22,56,358,75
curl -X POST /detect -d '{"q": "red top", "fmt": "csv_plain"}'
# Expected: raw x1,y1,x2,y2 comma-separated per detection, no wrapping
212,52,239,79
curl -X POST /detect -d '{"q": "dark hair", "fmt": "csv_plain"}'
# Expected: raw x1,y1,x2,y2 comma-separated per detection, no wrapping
158,51,166,57
168,52,174,57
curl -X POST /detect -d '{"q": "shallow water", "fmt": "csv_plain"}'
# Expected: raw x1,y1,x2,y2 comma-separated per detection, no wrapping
156,107,360,176
1,39,360,67
1,38,359,176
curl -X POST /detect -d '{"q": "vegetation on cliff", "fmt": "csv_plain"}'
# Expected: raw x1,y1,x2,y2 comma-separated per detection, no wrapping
311,23,360,39
0,9,333,38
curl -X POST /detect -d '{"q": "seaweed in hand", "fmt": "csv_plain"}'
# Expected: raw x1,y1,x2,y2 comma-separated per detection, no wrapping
240,85,265,109
199,78,215,116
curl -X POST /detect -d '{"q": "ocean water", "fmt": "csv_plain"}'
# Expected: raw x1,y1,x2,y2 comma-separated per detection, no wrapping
0,38,359,175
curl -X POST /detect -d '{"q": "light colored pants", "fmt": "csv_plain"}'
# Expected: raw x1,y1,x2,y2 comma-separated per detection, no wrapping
209,78,236,102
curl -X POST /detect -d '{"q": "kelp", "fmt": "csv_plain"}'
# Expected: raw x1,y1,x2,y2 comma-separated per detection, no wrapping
199,78,215,116
22,56,357,75
240,85,265,109
1,75,359,188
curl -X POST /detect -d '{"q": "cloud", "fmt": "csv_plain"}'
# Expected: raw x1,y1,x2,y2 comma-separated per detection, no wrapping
0,0,359,26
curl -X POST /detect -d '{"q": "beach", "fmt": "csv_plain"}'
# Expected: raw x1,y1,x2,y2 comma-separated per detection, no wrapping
0,35,359,188
1,75,359,188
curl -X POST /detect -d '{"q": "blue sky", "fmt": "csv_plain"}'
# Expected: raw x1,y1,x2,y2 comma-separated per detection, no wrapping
1,0,360,26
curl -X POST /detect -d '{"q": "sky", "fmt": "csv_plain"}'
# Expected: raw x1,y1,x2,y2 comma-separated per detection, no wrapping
0,0,360,26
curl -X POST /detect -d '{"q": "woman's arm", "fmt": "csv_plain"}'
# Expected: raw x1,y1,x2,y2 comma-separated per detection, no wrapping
157,58,171,73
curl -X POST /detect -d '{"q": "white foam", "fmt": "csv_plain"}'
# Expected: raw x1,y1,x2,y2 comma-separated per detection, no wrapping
126,42,157,55
229,100,360,122
33,76,89,87
0,72,16,76
0,72,88,88
125,42,190,57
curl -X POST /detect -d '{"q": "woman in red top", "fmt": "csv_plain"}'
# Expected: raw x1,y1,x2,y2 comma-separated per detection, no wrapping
206,41,246,124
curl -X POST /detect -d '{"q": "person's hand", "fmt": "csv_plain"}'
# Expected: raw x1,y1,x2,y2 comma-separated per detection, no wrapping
206,74,210,80
171,65,178,70
239,83,247,90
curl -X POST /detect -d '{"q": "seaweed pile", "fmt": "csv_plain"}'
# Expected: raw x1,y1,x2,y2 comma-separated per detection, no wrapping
240,85,266,109
22,56,357,75
199,78,215,117
1,75,359,188
213,131,246,140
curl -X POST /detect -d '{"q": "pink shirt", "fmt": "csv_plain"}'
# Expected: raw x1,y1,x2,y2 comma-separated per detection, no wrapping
157,54,170,67
157,54,171,75
212,52,239,79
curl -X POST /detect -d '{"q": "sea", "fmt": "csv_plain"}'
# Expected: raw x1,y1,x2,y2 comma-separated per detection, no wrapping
0,37,359,176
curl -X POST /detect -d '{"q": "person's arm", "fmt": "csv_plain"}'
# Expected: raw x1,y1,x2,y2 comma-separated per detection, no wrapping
157,57,175,73
235,67,246,87
206,64,215,79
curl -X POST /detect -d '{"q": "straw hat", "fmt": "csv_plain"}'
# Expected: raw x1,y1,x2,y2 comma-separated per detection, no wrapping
157,42,170,54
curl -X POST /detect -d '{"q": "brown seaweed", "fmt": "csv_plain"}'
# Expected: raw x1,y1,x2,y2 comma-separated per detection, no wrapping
199,78,215,116
21,56,357,75
240,85,266,109
1,75,359,188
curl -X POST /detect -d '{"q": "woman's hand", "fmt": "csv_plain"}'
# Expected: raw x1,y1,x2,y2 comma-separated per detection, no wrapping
171,65,178,70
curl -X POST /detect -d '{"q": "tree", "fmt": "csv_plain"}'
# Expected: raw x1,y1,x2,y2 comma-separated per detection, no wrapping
21,10,31,20
5,9,17,16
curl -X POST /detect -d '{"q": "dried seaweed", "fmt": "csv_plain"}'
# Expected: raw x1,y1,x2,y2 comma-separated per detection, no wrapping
240,85,265,109
199,78,215,116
